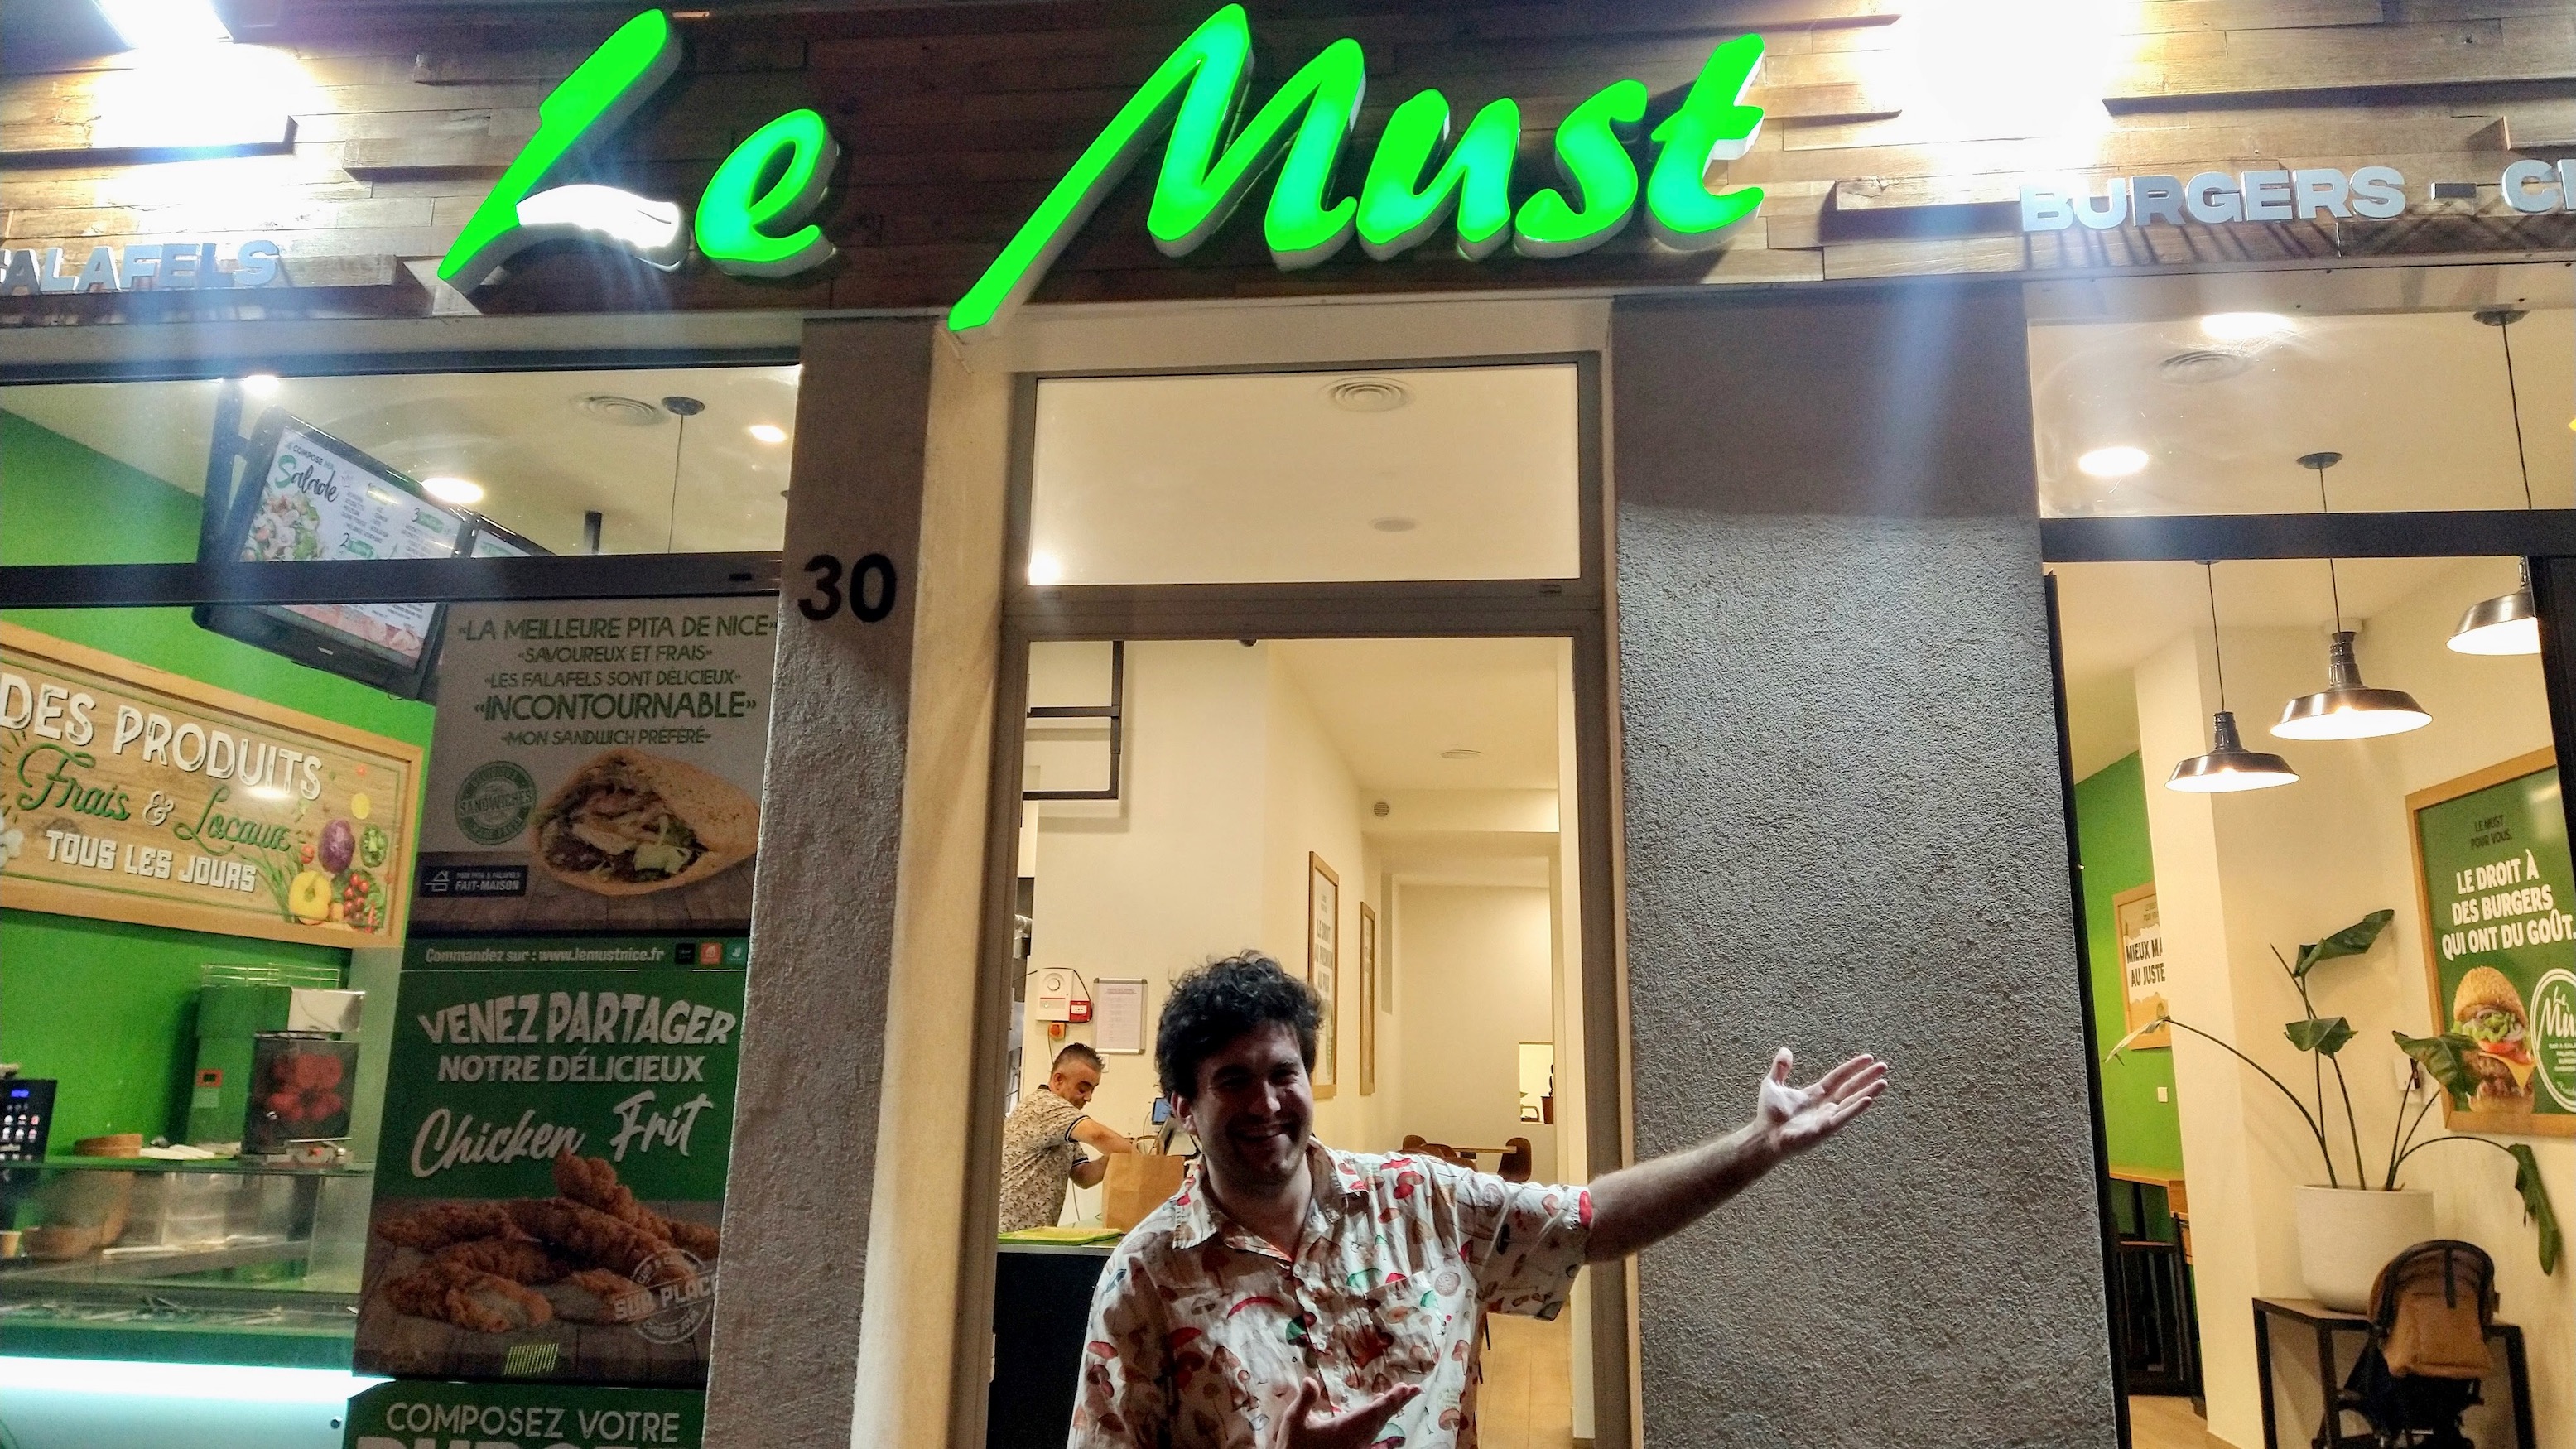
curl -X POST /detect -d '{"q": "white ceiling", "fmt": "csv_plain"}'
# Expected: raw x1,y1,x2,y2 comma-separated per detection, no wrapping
2030,307,2574,518
2,365,798,555
2052,556,2513,778
1028,364,1582,585
1272,637,1567,793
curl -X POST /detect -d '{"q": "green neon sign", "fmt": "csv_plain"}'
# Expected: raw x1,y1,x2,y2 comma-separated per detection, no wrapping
437,10,840,289
441,8,1766,334
945,5,1765,338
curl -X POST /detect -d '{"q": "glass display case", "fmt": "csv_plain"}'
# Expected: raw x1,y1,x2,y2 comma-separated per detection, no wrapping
0,1157,370,1367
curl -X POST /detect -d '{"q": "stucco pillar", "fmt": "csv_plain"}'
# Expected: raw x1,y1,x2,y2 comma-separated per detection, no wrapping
705,318,937,1449
1608,289,2117,1447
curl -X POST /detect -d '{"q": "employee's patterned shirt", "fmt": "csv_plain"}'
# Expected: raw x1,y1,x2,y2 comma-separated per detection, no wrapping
1069,1143,1591,1449
999,1086,1090,1232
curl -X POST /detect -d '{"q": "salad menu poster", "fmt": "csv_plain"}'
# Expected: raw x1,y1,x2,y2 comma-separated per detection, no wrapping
2409,747,2576,1137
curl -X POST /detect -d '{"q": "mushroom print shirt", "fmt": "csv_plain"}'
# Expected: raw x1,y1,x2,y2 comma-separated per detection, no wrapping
1069,1143,1592,1449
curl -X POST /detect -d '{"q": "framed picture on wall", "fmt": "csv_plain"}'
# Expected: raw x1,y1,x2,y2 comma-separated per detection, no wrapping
1359,902,1378,1096
2408,748,2574,1137
1308,852,1338,1100
2113,883,2169,1051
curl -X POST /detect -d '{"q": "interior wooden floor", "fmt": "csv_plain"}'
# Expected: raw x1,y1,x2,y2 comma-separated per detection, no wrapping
2129,1395,2227,1449
1479,1312,1576,1449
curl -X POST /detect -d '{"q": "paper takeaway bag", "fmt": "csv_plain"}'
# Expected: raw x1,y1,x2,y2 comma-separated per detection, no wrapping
1103,1153,1191,1231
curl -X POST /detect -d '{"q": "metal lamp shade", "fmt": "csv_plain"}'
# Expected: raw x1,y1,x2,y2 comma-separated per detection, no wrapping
2169,710,2299,793
2447,585,2540,656
2274,631,2430,740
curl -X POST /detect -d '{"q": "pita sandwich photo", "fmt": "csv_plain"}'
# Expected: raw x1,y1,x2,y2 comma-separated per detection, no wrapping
532,749,758,898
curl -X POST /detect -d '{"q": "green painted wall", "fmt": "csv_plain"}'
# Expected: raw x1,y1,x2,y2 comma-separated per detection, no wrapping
2,408,435,1148
2076,752,2184,1175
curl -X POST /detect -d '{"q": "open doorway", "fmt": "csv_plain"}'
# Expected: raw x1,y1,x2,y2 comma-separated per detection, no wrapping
989,633,1593,1449
967,354,1614,1449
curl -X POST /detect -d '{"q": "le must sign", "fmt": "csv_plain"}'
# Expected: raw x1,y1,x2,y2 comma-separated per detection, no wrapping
439,6,1774,337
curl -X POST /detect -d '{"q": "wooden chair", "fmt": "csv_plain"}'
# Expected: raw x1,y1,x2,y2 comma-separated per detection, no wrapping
1498,1136,1532,1183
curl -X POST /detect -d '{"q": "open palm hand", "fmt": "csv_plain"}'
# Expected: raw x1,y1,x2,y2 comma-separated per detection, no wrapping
1755,1048,1887,1157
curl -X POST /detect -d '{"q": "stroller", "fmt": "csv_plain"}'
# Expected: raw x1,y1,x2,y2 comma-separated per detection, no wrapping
2338,1240,2497,1448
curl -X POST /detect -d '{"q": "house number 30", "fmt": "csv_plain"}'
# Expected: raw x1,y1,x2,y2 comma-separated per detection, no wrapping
799,553,898,623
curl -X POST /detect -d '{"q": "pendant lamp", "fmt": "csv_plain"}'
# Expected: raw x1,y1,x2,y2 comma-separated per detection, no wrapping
2170,561,2299,792
2448,309,2541,655
2275,452,2433,740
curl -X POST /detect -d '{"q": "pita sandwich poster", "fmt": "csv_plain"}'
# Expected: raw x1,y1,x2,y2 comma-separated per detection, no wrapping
412,599,773,934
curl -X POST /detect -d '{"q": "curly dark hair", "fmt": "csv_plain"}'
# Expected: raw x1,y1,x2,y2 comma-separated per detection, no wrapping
1156,952,1320,1100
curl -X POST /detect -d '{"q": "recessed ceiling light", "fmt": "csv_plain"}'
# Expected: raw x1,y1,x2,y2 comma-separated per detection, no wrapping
747,423,787,445
238,373,280,397
2077,445,2150,478
420,475,484,506
2201,312,2292,341
1439,748,1481,760
98,0,231,49
1370,516,1417,532
1027,551,1064,586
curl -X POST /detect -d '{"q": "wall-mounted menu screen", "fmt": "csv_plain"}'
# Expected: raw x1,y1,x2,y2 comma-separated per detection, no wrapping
195,411,467,697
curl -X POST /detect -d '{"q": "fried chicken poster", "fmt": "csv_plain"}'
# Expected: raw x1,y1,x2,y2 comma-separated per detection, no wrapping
361,938,745,1384
411,599,773,936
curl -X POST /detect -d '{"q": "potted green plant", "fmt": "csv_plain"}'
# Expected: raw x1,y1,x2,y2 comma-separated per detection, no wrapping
2109,909,2559,1310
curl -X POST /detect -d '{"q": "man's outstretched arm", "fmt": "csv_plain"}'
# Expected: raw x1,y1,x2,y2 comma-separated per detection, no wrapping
1583,1049,1887,1263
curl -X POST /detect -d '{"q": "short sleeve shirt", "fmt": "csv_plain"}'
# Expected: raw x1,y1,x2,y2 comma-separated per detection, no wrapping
999,1086,1089,1232
1069,1144,1591,1449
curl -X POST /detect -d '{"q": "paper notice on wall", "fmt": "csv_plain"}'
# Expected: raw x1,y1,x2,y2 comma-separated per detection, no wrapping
1092,978,1147,1054
412,599,776,934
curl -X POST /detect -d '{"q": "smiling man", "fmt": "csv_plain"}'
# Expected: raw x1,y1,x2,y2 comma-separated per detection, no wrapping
1072,953,1888,1449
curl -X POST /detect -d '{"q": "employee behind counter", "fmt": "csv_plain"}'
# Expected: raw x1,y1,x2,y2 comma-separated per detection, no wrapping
999,1042,1139,1232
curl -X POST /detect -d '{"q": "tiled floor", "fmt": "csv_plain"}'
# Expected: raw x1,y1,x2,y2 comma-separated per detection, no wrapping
1477,1312,1576,1449
2130,1395,2228,1449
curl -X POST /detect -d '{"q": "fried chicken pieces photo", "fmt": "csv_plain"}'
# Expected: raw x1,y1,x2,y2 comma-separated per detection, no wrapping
552,1148,723,1261
372,1153,720,1338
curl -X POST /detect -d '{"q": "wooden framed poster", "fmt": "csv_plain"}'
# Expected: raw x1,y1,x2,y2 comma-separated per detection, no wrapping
2114,883,2169,1050
2407,747,2574,1138
1358,901,1378,1097
1,623,421,948
1307,851,1338,1100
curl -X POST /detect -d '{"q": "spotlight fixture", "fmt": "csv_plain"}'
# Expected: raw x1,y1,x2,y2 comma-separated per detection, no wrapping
2169,561,2299,793
238,373,280,397
2448,310,2542,656
2199,312,2292,342
747,423,787,445
419,475,484,507
98,0,230,49
2274,452,2431,740
2077,445,2150,478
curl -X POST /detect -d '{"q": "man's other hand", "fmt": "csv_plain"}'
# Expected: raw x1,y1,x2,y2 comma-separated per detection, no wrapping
1755,1048,1887,1157
1279,1376,1419,1449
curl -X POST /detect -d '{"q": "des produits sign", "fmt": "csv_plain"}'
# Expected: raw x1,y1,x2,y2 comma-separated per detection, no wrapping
0,623,420,948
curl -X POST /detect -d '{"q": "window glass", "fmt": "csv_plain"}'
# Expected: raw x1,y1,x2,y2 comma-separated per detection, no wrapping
2029,278,2572,518
1027,364,1582,585
2,365,799,566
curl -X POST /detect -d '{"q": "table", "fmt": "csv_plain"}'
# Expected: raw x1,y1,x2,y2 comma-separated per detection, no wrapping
2251,1296,2535,1449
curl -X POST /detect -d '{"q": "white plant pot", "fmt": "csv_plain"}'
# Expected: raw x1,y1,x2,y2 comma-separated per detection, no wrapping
2294,1185,2438,1312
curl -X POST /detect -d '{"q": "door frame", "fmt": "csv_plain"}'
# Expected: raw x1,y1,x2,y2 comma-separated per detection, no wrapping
947,353,1637,1449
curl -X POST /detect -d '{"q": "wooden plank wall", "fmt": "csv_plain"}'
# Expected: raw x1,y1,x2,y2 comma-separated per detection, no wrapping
2,0,2571,322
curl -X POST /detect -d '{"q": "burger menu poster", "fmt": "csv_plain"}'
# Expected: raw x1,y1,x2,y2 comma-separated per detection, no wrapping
2409,747,2576,1137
